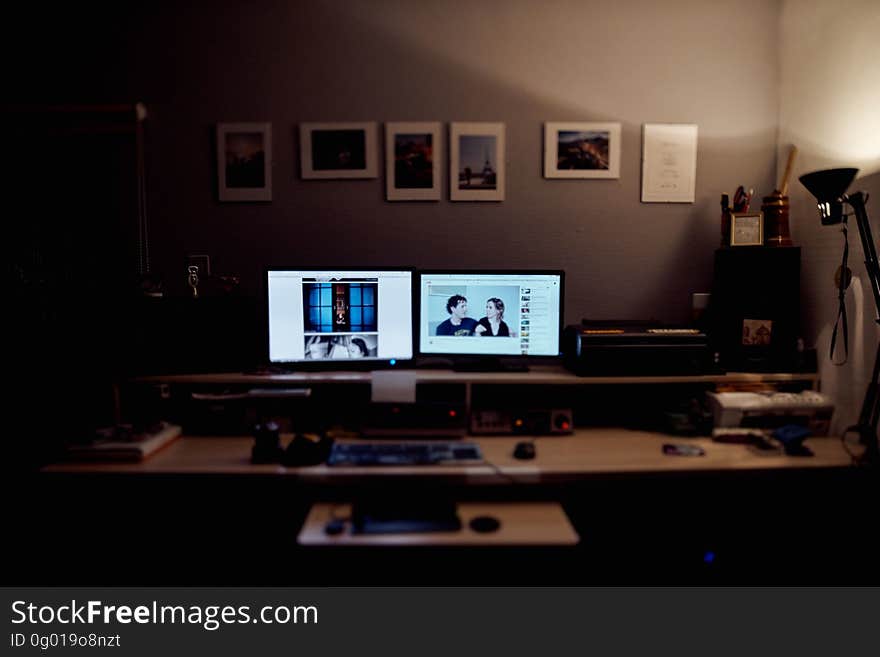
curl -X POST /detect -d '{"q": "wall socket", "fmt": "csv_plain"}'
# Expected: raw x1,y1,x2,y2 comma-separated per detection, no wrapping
187,254,211,276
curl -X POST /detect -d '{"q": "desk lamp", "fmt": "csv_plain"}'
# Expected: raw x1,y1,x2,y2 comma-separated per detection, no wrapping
799,168,880,464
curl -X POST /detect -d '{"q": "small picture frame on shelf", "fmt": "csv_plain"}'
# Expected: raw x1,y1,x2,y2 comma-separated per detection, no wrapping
730,212,764,246
300,122,378,179
217,122,272,202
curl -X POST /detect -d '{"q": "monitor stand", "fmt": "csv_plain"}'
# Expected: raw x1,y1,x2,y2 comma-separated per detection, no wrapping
451,357,529,373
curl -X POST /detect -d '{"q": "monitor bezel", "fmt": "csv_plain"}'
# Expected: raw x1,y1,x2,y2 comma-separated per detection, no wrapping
416,269,565,359
264,266,416,370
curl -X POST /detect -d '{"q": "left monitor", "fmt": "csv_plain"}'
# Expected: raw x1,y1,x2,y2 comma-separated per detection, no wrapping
267,268,413,365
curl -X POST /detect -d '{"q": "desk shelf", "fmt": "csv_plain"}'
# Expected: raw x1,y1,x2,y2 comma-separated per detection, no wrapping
131,366,819,387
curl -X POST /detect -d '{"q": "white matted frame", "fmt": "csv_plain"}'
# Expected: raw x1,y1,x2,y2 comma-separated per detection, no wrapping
385,122,442,201
300,122,378,179
217,122,272,202
544,122,621,179
641,123,698,203
450,122,505,201
730,212,764,246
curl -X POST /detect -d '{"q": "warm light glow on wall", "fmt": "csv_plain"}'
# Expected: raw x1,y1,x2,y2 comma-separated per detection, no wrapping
780,0,880,175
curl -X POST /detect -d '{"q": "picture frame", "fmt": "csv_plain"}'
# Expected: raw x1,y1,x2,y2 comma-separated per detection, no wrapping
216,122,272,202
730,212,764,246
385,122,442,201
300,122,378,179
544,122,621,179
450,122,505,201
641,123,698,203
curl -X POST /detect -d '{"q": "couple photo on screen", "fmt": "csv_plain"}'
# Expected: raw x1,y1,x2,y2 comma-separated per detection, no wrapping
436,294,512,337
304,334,377,359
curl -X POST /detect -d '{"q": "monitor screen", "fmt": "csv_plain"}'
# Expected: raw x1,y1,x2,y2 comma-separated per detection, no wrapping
267,268,413,363
418,271,563,356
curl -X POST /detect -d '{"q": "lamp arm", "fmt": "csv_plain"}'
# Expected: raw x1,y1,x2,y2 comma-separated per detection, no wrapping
846,191,880,324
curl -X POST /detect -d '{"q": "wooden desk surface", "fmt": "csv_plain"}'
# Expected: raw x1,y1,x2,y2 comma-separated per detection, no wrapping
43,429,854,481
131,366,819,387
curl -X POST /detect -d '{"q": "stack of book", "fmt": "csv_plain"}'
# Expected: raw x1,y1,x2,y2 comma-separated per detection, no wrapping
64,422,182,462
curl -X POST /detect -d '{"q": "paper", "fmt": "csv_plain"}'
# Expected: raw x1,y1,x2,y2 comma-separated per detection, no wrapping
371,370,417,403
641,124,698,203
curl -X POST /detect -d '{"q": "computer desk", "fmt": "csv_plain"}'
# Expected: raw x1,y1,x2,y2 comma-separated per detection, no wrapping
35,368,871,584
42,428,856,550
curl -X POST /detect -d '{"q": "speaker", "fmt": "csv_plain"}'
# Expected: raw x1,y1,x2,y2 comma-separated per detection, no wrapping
708,247,801,371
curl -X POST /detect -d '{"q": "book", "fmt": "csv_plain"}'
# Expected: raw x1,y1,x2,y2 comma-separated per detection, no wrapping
64,422,182,462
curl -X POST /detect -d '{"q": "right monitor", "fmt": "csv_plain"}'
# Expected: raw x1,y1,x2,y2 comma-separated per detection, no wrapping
418,271,564,357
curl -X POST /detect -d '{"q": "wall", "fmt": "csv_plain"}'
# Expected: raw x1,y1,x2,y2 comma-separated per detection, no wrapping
29,0,776,324
778,0,880,433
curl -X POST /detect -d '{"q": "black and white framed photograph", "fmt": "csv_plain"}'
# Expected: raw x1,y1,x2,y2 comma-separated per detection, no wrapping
450,122,505,201
216,122,272,201
385,122,442,201
300,122,378,179
544,122,621,179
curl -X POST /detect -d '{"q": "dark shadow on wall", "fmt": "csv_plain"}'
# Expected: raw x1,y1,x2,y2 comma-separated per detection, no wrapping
5,0,779,328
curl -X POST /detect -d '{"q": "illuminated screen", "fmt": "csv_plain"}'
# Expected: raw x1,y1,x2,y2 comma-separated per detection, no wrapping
267,269,413,363
419,272,563,356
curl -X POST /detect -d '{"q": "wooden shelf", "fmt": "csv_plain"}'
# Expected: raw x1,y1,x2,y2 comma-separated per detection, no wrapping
131,365,819,386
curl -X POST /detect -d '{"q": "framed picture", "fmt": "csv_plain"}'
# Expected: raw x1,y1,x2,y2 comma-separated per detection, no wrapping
731,212,764,246
217,122,272,202
641,123,698,203
450,122,505,201
544,122,621,179
385,122,442,201
742,319,773,346
300,122,378,179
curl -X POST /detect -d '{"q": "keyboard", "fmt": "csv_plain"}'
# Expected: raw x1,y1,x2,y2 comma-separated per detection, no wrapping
327,441,483,466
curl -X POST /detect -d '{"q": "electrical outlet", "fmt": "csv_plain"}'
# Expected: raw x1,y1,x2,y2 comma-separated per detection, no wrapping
187,254,211,276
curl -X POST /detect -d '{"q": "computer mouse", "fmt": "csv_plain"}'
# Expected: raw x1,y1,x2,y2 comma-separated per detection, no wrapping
468,515,501,533
513,441,536,460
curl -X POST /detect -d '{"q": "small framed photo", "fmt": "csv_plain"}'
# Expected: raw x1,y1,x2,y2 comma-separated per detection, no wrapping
300,122,378,179
544,122,621,179
450,122,505,201
742,319,773,346
217,123,272,202
731,212,764,246
385,122,442,201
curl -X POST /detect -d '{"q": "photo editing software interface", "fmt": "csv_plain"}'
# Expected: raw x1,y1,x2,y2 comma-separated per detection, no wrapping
419,272,563,356
267,269,413,363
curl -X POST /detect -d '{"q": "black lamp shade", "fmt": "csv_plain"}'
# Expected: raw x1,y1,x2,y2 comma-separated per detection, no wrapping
798,167,859,203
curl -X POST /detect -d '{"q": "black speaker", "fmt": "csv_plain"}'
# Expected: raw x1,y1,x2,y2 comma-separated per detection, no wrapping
708,247,801,372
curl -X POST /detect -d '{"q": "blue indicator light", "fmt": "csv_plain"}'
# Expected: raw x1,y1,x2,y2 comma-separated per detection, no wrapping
703,551,715,564
390,359,397,366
